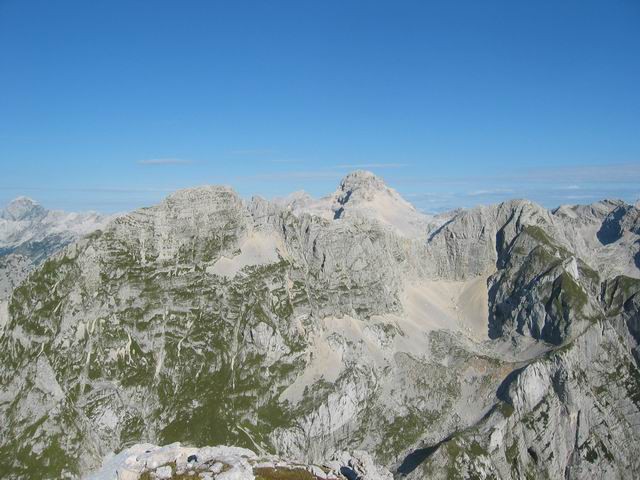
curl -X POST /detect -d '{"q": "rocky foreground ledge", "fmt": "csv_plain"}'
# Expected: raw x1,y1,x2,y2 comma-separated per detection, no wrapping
87,443,393,480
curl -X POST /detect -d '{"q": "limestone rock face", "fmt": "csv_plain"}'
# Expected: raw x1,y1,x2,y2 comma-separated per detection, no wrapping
106,186,252,265
0,172,639,480
0,253,31,305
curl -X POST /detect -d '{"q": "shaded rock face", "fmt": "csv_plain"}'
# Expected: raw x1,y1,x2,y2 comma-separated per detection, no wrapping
0,172,639,480
487,226,601,345
596,204,640,245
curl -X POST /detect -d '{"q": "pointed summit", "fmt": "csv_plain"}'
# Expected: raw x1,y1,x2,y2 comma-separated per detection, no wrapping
334,170,401,213
285,170,431,238
1,196,46,221
331,171,431,237
337,170,387,203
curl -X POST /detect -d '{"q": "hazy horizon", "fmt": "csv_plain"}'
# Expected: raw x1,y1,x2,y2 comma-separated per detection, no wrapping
1,165,639,216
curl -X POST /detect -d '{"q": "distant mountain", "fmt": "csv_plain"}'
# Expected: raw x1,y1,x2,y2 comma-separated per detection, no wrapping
0,196,48,222
0,173,639,479
279,170,434,238
0,197,112,301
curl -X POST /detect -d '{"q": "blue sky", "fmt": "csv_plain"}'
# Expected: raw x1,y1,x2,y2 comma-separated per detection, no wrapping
1,0,639,213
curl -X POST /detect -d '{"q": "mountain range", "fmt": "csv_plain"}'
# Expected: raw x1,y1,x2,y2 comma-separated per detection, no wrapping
0,197,112,302
0,171,639,479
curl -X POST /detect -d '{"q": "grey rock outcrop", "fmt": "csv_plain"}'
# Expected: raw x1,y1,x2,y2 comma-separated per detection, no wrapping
88,442,393,480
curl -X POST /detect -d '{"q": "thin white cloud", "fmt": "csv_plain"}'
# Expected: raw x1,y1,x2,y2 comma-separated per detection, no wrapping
561,194,600,200
518,163,640,184
269,159,306,164
467,188,514,197
0,185,175,193
241,171,341,181
334,163,409,169
404,192,454,199
229,149,275,156
244,164,408,182
137,158,192,166
392,162,640,186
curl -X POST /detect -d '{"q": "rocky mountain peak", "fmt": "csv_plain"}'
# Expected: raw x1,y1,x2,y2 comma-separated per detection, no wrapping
329,170,433,238
336,170,387,204
154,185,245,220
159,185,248,228
0,196,46,221
165,184,239,204
279,170,431,238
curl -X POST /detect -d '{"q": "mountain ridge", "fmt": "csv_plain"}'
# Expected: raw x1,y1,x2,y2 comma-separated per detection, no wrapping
0,172,639,479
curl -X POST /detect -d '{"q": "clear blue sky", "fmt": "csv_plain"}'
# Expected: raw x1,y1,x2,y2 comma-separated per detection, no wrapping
1,0,639,213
